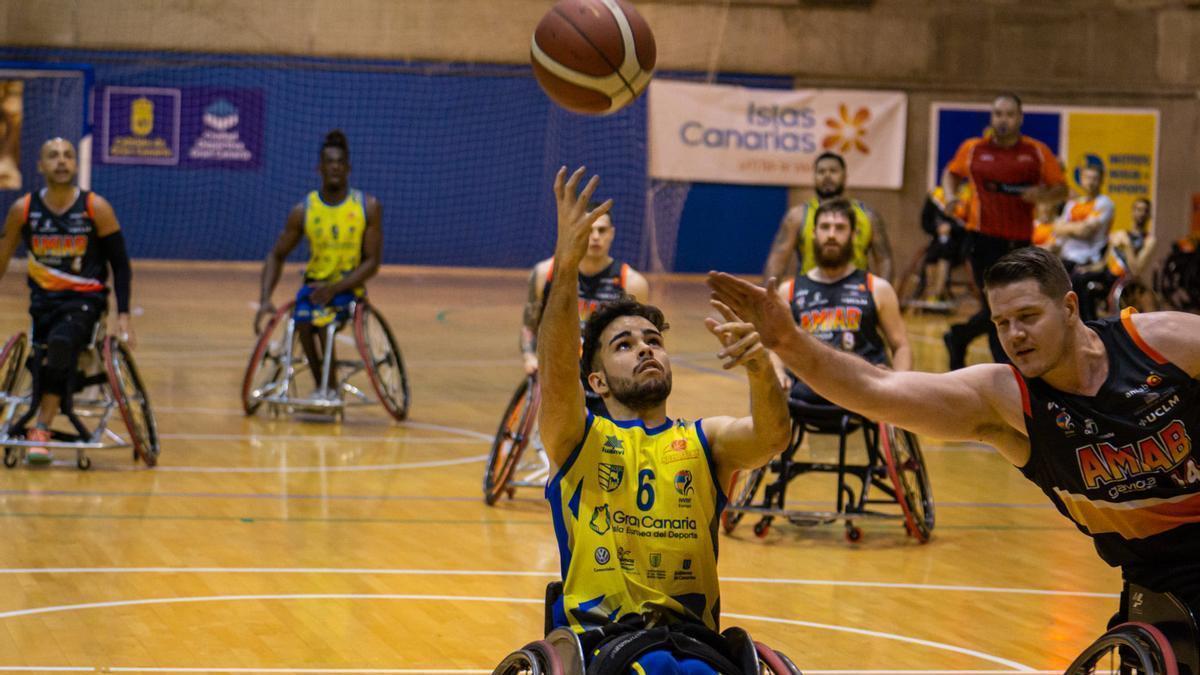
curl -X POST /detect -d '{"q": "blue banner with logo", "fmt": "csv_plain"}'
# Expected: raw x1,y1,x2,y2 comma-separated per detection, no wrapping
98,86,263,168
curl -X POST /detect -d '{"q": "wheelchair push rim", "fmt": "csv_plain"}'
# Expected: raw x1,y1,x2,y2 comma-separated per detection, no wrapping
879,424,934,543
484,376,540,505
0,332,26,396
353,302,410,421
1066,621,1179,675
722,466,766,535
241,301,297,416
103,336,159,467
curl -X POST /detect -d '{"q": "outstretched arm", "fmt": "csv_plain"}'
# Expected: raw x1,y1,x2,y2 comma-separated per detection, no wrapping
701,301,791,488
763,206,803,283
537,167,613,463
707,272,1031,465
256,203,305,333
312,196,383,305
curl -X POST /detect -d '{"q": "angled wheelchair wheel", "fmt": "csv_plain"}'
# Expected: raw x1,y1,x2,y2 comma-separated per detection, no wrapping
484,376,540,505
755,641,803,674
241,302,297,416
1066,622,1178,675
880,424,934,543
491,640,562,675
0,332,27,395
723,466,766,534
103,336,159,467
354,302,410,421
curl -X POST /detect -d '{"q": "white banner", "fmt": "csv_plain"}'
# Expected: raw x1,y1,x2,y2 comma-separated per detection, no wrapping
648,80,908,189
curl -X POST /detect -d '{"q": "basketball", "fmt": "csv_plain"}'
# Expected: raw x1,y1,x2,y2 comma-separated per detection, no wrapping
530,0,656,116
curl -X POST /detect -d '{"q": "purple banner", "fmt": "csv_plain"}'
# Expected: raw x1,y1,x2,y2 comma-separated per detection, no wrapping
98,86,264,168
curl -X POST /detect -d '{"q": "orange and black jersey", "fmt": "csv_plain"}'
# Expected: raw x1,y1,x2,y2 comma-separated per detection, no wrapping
1013,309,1200,578
544,258,631,329
784,269,887,367
21,190,107,299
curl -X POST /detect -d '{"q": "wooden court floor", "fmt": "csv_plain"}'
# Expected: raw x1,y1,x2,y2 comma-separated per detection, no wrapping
0,263,1122,674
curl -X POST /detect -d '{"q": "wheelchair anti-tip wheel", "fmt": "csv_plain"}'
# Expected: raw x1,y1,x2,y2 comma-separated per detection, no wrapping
484,376,540,505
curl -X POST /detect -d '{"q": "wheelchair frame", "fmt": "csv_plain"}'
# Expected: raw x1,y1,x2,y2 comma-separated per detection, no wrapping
0,320,158,471
723,399,934,543
242,299,410,422
1065,583,1200,675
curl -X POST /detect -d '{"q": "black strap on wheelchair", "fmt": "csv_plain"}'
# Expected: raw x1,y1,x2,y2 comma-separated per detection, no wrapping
584,615,747,675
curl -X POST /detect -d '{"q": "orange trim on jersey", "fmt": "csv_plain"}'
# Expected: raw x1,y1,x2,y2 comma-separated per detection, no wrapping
619,263,629,289
21,194,31,222
1009,365,1031,417
545,258,555,283
1121,307,1169,365
781,278,795,303
85,192,95,219
1053,488,1200,540
865,273,875,292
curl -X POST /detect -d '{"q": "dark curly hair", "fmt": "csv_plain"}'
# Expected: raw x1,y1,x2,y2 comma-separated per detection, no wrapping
320,129,349,161
580,296,669,375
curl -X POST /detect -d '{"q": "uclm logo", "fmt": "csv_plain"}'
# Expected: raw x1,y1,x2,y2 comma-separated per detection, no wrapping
823,105,871,155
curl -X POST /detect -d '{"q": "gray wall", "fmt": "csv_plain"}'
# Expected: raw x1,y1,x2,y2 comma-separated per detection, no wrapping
6,0,1199,269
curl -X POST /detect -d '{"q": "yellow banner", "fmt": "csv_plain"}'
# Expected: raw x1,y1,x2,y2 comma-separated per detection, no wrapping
1063,110,1157,232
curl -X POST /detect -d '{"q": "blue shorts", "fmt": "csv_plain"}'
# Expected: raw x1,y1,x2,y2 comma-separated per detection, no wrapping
293,284,359,327
632,650,718,674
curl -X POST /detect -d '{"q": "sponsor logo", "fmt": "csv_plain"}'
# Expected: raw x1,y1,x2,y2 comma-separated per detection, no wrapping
1075,419,1192,490
589,505,612,535
649,552,662,568
1083,419,1099,437
799,306,863,334
617,546,636,573
663,439,699,465
598,463,625,492
594,547,611,565
601,435,625,455
1148,373,1163,387
1139,394,1181,427
1056,411,1074,432
673,557,696,581
821,105,871,156
674,470,695,496
647,552,666,580
611,510,699,540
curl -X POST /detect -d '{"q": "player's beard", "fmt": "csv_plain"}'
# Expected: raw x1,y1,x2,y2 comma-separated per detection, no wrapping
815,184,844,200
815,238,854,268
604,368,672,412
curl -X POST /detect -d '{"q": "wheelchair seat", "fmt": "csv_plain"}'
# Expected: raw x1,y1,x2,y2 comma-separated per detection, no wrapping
787,396,866,435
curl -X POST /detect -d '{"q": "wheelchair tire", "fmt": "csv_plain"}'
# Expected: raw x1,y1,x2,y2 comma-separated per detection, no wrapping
0,332,27,395
1065,622,1178,675
492,640,561,675
880,424,934,543
354,302,410,422
103,336,159,468
722,467,766,535
755,641,803,674
484,376,539,505
241,302,296,416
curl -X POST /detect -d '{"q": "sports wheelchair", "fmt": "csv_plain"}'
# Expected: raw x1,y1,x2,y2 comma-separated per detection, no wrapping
1065,583,1200,675
242,299,409,422
723,394,934,543
492,582,802,675
484,375,550,505
0,319,158,470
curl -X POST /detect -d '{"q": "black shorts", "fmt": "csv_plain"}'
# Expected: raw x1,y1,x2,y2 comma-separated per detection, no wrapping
30,293,104,349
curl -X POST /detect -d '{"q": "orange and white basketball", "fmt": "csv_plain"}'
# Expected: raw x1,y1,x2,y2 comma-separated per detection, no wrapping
530,0,657,116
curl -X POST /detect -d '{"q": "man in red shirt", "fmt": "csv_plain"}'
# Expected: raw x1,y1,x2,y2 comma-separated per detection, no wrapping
942,93,1066,369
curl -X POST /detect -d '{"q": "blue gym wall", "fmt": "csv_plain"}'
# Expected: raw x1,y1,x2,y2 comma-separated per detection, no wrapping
0,48,788,274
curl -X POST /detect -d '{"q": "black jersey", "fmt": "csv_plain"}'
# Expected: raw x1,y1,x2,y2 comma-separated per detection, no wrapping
21,190,107,300
1014,309,1200,576
786,268,888,366
543,257,631,329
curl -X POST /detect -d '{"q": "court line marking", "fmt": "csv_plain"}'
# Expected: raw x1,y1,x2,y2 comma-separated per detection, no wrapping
159,433,481,444
0,671,1068,675
0,593,1033,671
153,454,487,474
0,567,1120,598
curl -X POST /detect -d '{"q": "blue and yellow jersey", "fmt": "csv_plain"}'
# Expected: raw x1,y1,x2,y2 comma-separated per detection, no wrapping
303,189,366,284
546,413,726,633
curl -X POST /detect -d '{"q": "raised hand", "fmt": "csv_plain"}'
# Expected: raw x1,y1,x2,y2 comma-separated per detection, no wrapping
705,300,769,372
706,272,796,350
553,166,613,267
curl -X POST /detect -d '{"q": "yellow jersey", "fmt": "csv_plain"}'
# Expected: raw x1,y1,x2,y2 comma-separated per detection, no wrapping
303,189,367,284
797,197,874,274
547,413,725,633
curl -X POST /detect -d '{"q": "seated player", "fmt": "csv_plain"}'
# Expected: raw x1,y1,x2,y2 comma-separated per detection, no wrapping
0,138,134,464
917,185,968,306
1074,198,1157,317
255,130,381,393
520,203,648,415
537,167,791,673
1054,165,1115,321
773,199,911,405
